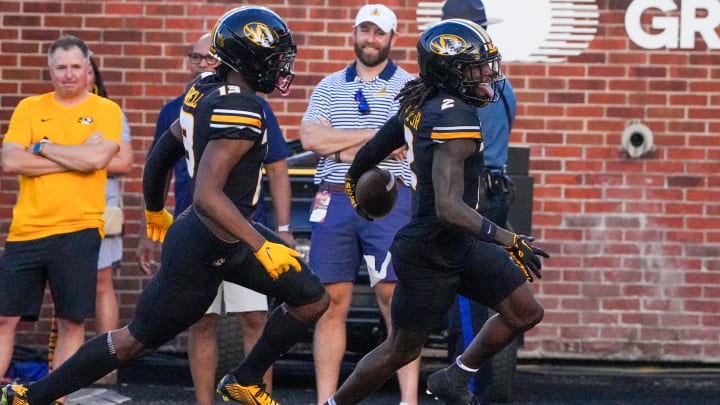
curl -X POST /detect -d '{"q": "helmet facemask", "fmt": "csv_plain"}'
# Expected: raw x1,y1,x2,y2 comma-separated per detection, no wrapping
453,56,505,107
262,46,296,95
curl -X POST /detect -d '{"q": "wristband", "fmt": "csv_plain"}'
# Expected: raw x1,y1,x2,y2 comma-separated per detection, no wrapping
334,151,341,163
478,217,497,242
277,224,291,232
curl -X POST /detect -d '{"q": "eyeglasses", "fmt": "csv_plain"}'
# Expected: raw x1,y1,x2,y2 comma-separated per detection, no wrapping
188,53,219,66
355,89,371,115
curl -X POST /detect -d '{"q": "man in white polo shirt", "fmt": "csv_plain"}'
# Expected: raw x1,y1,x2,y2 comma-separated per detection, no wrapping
299,4,418,405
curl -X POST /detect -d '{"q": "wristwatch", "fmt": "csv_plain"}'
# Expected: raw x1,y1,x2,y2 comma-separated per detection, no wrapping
32,139,51,155
277,224,291,233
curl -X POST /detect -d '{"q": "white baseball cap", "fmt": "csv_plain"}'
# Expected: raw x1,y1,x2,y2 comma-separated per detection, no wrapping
354,4,397,33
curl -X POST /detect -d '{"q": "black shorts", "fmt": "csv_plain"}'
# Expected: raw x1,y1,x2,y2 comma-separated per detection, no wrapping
389,218,526,332
129,208,325,348
0,229,101,321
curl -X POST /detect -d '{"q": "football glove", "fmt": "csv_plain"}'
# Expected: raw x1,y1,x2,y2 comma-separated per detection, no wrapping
345,175,373,221
254,240,302,280
507,235,550,283
145,209,174,243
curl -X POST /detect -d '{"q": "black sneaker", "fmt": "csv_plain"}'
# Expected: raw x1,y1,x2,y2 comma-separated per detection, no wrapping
426,367,473,405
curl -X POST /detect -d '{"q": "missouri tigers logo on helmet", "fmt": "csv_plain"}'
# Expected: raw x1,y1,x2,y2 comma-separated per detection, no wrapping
209,6,297,95
417,18,505,107
429,34,468,56
243,22,277,48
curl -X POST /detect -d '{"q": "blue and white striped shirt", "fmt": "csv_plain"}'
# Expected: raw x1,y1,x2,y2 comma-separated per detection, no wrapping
302,60,415,186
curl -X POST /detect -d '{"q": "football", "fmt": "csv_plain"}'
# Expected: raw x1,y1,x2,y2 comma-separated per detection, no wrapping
355,167,398,219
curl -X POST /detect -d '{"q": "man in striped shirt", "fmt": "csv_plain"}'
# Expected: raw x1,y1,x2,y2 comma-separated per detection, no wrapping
299,4,419,405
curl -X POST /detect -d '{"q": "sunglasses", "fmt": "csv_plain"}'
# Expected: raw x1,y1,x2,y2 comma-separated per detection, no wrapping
188,53,219,66
354,89,371,115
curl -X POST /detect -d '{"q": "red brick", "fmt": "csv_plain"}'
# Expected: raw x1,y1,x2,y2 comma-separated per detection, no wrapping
560,326,599,340
685,300,720,313
598,326,637,340
602,298,640,311
640,328,679,341
642,298,677,312
562,298,600,311
663,343,703,357
541,283,581,296
580,308,621,324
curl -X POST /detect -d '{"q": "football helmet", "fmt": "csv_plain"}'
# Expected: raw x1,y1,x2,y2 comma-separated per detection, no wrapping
210,6,296,94
417,18,504,107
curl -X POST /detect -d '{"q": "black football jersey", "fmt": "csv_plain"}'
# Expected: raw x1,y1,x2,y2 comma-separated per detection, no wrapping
179,74,268,218
400,91,484,219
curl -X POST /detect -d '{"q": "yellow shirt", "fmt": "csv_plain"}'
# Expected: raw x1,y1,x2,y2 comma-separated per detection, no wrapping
3,92,122,241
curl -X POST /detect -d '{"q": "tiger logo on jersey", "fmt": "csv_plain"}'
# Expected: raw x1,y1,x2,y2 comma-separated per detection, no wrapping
244,22,277,48
429,34,468,56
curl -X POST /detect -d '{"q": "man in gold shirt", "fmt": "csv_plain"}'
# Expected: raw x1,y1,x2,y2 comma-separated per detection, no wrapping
0,35,121,389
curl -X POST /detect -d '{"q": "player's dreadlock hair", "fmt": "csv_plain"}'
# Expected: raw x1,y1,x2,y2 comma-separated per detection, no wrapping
396,78,439,113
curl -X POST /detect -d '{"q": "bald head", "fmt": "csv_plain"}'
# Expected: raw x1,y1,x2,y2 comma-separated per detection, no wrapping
188,33,218,77
194,33,212,54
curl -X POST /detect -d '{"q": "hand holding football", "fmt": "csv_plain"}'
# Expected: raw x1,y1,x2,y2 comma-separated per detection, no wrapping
355,167,398,219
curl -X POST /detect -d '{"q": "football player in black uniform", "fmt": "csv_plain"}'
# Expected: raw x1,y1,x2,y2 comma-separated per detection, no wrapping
1,7,328,405
325,19,549,405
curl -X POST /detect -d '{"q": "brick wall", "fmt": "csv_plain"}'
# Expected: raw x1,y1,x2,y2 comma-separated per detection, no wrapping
1,0,718,363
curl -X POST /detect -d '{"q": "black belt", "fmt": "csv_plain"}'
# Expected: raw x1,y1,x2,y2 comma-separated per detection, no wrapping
319,182,346,193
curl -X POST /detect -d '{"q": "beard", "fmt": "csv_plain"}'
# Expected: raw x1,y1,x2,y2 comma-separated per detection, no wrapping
354,41,391,68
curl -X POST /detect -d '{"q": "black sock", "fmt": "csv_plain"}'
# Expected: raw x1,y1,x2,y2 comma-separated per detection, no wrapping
27,332,124,404
447,360,474,388
230,303,311,384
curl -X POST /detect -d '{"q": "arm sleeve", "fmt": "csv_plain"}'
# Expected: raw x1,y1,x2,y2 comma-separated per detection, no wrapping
347,114,405,180
143,129,185,211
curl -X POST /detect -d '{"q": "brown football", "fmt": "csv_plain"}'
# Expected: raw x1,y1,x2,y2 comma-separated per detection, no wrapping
355,167,398,219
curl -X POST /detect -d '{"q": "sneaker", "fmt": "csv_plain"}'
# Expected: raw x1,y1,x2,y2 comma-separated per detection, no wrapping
216,374,279,405
426,368,473,405
1,384,29,405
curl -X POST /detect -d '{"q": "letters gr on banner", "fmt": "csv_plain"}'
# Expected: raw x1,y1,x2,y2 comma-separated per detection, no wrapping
625,0,720,50
416,0,599,63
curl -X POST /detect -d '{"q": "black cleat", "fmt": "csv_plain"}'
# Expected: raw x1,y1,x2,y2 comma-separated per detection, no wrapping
426,367,473,405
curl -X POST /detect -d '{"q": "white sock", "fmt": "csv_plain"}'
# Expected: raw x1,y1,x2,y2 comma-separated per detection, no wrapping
327,396,337,405
456,355,480,373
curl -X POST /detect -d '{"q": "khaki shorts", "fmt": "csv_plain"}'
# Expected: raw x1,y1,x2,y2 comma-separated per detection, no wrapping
205,281,268,315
